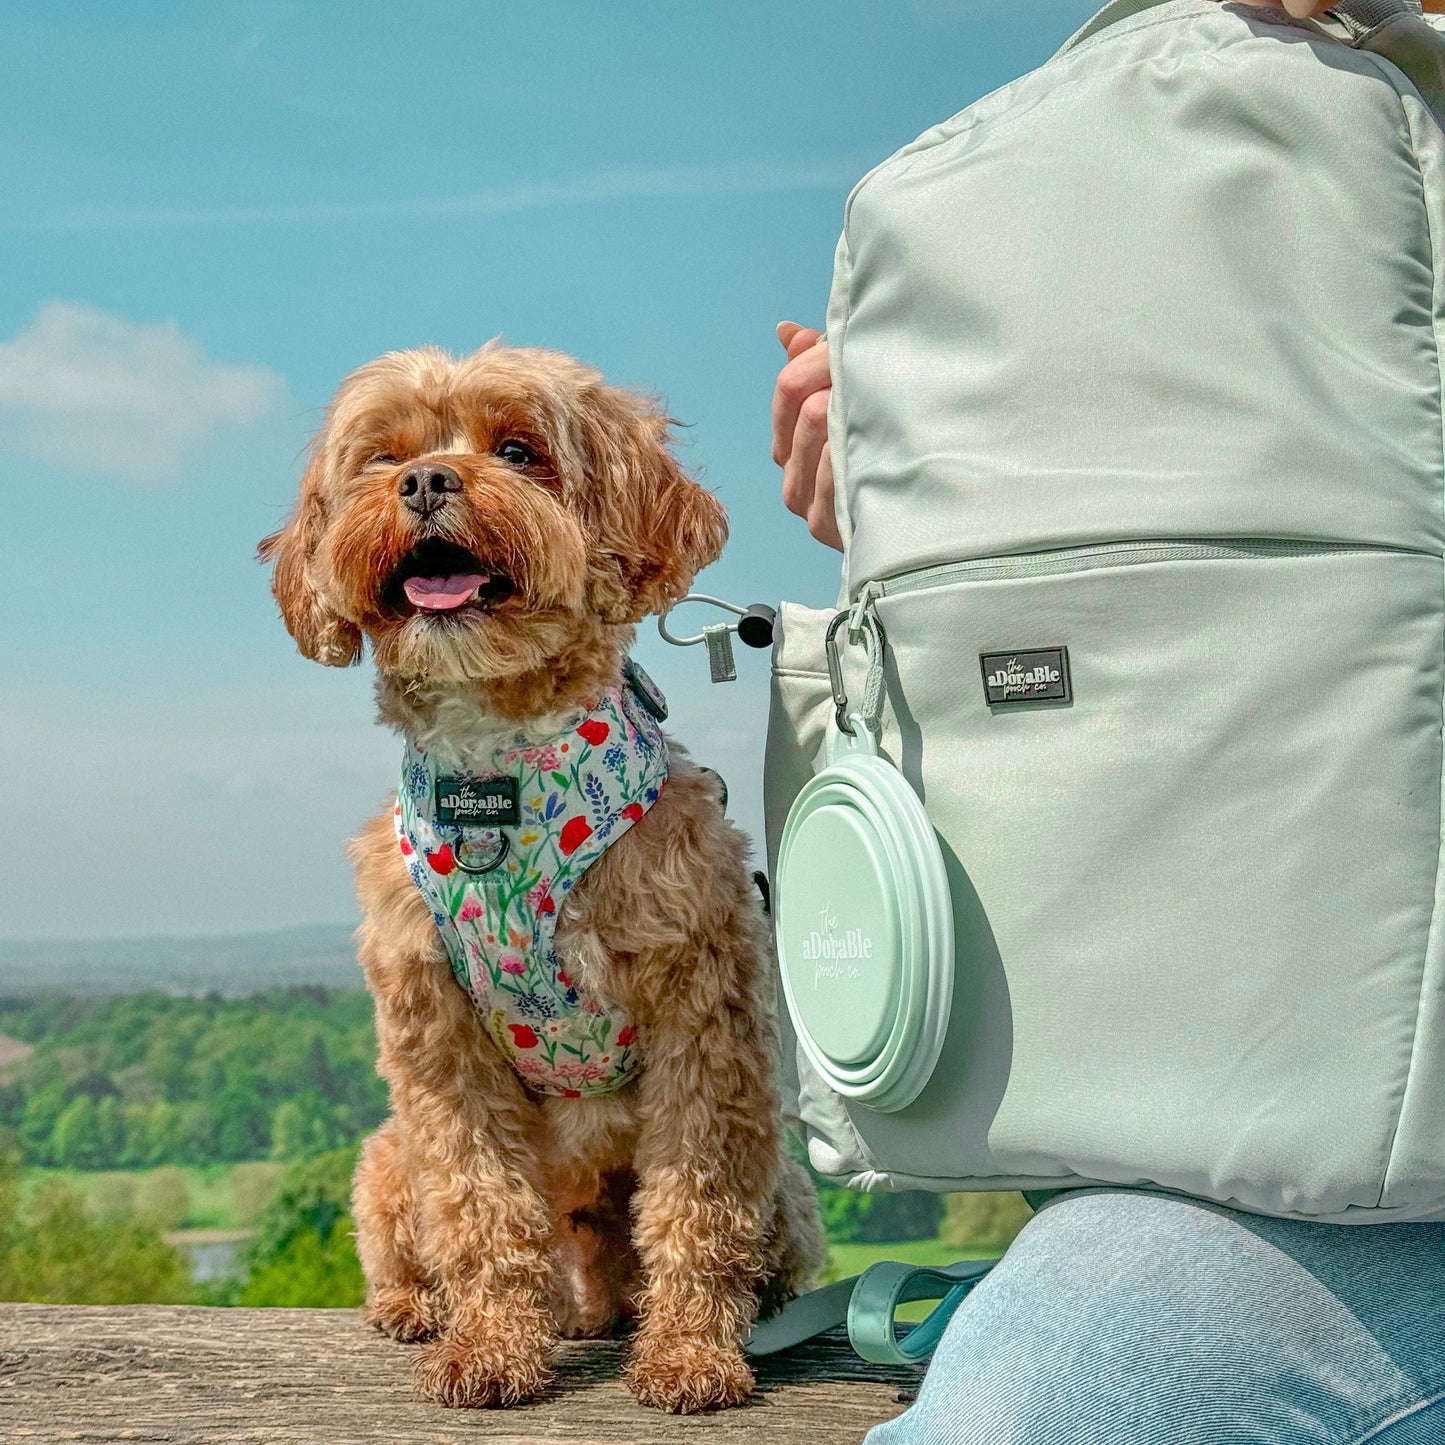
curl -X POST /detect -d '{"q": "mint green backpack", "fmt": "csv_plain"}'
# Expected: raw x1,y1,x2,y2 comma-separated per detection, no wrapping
732,0,1445,1366
734,0,1445,1364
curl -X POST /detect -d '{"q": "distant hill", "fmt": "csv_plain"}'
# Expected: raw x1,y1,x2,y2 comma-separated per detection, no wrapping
0,925,361,996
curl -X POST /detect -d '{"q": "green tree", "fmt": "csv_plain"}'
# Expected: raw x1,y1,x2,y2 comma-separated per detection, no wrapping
239,1145,364,1306
88,1172,138,1222
94,1095,125,1163
0,1151,192,1304
237,1218,364,1307
19,1083,68,1160
939,1192,1033,1253
135,1166,191,1230
230,1161,285,1226
816,1183,944,1244
50,1095,102,1168
269,1092,339,1161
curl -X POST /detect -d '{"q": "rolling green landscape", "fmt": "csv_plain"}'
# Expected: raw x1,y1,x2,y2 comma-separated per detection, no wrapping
0,967,1031,1309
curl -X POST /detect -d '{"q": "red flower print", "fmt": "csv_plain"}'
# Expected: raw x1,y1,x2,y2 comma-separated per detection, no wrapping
561,1088,581,1098
616,1025,636,1047
559,816,593,855
577,718,609,746
399,837,413,856
539,894,556,915
425,844,456,875
556,971,571,989
621,802,644,824
507,1024,539,1049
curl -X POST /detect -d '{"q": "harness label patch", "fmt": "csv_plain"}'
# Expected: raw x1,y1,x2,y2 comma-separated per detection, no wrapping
980,647,1072,707
436,774,520,828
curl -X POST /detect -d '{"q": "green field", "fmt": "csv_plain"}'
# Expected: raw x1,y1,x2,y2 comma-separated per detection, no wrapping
20,1161,284,1232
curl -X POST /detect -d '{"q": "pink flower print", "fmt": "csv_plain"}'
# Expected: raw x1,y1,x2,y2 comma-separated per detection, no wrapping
526,878,556,915
457,899,483,923
500,953,526,975
519,743,562,771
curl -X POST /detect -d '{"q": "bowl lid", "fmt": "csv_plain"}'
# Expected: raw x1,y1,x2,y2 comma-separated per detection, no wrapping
775,721,954,1113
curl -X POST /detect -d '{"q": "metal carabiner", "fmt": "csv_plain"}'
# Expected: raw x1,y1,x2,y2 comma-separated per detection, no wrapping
825,606,889,737
824,611,855,736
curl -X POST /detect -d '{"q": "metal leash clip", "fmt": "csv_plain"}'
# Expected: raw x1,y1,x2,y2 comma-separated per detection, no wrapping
657,594,777,684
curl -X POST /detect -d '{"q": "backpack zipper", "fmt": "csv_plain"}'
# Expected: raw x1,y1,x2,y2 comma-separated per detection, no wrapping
868,537,1433,601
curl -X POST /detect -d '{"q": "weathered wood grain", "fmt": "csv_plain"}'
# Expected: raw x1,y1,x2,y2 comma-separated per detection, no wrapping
0,1305,922,1444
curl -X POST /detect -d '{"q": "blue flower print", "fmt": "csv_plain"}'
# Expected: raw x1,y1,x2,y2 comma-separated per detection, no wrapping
584,772,608,825
513,991,557,1021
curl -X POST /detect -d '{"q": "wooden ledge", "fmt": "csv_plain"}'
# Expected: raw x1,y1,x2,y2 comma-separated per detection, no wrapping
0,1305,920,1444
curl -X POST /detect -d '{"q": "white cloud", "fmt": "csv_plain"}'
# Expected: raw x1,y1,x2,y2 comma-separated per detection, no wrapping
0,301,288,482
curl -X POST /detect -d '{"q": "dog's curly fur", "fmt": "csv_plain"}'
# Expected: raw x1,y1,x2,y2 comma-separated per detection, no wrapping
259,343,823,1413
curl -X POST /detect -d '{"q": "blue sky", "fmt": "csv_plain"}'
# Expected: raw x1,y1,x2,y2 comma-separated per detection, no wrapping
0,0,1096,941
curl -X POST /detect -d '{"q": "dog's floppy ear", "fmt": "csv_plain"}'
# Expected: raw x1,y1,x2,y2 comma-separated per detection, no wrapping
257,454,363,667
580,388,728,625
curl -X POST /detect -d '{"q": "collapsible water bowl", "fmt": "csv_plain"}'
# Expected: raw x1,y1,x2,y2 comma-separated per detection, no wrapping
774,611,954,1112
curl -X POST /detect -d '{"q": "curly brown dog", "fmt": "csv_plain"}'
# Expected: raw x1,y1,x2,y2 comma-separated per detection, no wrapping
259,342,822,1413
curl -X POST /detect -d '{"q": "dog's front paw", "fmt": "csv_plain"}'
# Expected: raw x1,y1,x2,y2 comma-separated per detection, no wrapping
364,1283,442,1343
624,1329,755,1413
413,1330,552,1409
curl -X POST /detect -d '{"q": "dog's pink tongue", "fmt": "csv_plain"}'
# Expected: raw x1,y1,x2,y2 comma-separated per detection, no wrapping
403,574,486,611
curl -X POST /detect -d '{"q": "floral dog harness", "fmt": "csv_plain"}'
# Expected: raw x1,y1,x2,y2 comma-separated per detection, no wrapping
395,670,668,1097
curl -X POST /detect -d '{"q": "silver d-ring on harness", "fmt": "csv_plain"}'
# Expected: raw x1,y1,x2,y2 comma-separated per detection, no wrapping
451,833,511,875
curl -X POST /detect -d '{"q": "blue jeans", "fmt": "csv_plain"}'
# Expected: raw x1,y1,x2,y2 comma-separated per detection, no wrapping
864,1189,1445,1445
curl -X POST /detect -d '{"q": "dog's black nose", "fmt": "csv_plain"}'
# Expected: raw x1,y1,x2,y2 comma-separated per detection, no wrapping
399,463,463,516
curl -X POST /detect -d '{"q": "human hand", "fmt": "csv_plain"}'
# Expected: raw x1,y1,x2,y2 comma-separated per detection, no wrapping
771,320,842,551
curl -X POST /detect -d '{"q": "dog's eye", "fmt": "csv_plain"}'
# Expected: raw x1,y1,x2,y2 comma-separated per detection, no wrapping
369,454,398,467
496,440,535,467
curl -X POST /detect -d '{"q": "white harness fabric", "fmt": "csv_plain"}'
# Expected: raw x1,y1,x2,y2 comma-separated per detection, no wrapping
396,682,668,1097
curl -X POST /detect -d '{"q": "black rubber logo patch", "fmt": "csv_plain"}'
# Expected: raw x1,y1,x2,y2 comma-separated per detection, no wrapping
980,647,1071,707
435,775,520,827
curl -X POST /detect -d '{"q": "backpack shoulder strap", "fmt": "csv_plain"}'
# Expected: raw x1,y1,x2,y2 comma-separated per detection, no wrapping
1059,0,1445,124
